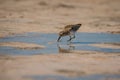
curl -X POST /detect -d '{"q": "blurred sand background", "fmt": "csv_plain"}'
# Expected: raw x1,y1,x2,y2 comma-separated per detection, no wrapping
0,0,120,80
0,0,120,37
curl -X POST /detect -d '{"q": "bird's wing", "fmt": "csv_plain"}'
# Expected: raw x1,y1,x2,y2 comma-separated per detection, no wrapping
64,25,73,31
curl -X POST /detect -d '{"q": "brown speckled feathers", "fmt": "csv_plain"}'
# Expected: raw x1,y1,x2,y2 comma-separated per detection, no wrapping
57,24,82,42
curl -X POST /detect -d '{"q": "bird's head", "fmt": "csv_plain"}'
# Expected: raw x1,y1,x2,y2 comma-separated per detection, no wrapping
59,30,69,36
59,31,64,36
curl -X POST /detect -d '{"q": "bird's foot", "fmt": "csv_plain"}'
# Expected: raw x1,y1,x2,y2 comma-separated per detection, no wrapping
57,40,62,42
67,39,71,42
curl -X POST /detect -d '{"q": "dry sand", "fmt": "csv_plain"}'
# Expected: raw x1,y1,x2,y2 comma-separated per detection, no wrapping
0,0,120,80
0,0,120,37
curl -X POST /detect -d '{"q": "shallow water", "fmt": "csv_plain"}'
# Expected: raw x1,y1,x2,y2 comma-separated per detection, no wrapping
24,74,120,80
0,32,120,55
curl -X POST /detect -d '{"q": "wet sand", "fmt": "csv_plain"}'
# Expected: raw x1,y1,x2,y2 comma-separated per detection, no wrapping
0,0,120,80
0,53,120,80
90,43,120,49
0,42,45,49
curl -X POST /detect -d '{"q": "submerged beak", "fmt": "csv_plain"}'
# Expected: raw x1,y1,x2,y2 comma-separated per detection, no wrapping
57,36,61,42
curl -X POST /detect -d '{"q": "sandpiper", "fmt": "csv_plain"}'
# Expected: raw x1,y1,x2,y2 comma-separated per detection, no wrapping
57,23,82,42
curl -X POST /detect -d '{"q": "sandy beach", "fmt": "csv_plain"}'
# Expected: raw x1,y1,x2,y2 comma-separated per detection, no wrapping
0,53,120,80
0,0,120,37
0,0,120,80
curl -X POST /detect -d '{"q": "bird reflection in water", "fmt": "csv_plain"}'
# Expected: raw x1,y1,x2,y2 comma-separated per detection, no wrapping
57,43,75,53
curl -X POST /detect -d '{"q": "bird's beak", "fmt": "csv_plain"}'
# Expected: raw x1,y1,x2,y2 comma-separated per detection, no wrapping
57,36,61,42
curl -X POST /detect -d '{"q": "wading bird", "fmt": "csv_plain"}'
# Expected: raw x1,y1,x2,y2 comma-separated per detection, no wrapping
57,24,82,42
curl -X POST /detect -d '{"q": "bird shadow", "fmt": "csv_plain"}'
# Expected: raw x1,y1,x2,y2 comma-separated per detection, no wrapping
57,43,75,53
56,41,102,53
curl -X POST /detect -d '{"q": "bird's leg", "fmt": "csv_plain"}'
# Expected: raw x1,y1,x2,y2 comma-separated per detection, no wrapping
67,35,72,41
57,36,62,42
67,34,75,42
72,34,75,39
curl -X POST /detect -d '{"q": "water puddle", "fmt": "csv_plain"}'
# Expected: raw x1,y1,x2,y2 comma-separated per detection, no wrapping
0,32,120,55
24,74,120,80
